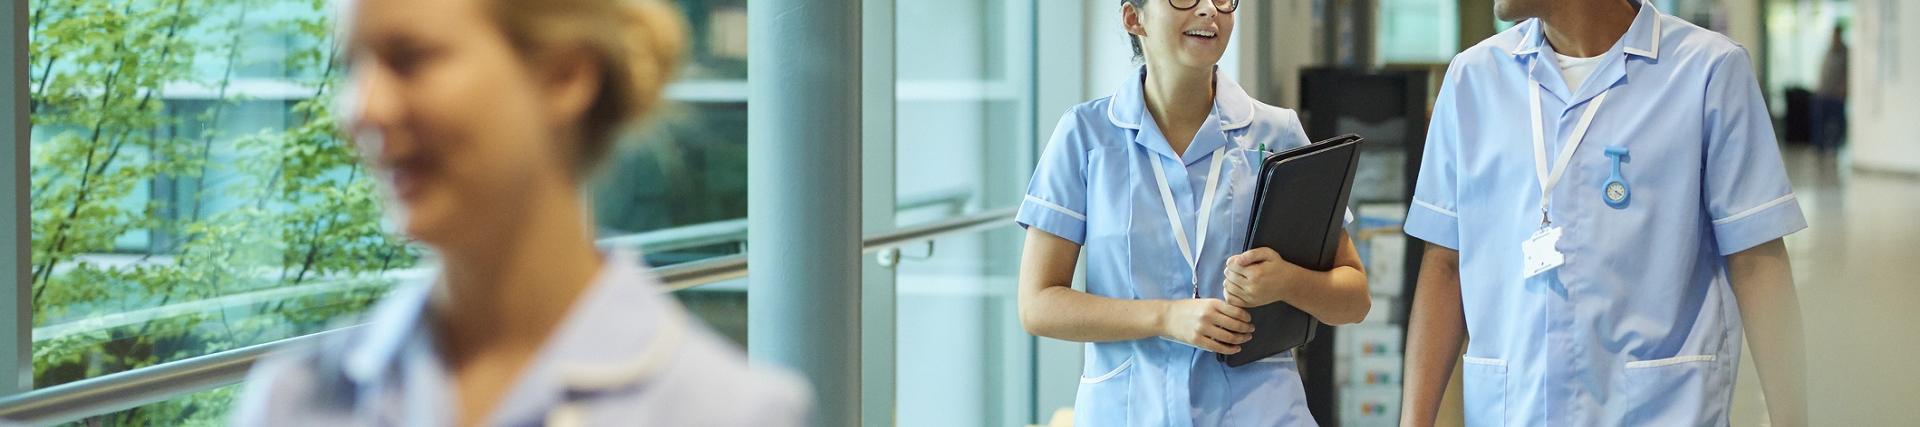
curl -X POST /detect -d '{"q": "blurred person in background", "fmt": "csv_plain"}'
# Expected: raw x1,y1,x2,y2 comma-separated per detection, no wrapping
1813,24,1849,152
230,0,810,425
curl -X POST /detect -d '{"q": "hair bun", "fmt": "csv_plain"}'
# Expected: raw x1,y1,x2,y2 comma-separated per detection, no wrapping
621,0,688,120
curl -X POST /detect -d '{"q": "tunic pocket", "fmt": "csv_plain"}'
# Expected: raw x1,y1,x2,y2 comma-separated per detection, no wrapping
1073,356,1134,426
1461,356,1509,427
1622,354,1721,426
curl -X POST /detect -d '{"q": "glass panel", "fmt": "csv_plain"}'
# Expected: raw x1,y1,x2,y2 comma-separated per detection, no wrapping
593,1,751,268
894,224,1030,426
28,0,414,388
893,0,1035,227
591,101,749,267
677,0,750,80
670,277,749,347
1375,0,1460,64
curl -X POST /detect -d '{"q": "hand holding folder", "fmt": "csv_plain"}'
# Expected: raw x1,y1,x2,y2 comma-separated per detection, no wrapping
1222,247,1317,309
1219,134,1363,367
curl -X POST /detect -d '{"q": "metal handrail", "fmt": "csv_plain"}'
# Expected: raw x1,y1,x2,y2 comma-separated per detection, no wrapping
861,207,1015,253
0,207,1016,425
0,326,361,425
596,187,975,255
650,206,1014,292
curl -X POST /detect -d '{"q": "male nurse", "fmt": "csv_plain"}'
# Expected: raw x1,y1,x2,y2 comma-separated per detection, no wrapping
1398,0,1809,425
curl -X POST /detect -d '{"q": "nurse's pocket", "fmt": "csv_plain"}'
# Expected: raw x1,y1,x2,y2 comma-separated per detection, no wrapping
1622,355,1719,425
1461,356,1508,426
1074,356,1134,426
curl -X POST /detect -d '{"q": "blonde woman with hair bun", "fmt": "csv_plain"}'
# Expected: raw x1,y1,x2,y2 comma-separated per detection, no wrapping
230,0,810,425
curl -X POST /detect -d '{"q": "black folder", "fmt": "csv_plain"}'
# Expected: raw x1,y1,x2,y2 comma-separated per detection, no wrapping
1220,134,1364,367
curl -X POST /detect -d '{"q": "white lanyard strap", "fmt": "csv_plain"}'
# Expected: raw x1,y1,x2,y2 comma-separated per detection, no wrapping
1150,147,1226,298
1529,73,1611,226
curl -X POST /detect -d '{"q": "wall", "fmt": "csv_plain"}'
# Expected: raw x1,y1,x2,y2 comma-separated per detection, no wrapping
1849,0,1920,174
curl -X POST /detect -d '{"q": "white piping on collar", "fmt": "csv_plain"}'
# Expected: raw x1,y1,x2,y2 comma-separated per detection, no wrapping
1511,20,1543,56
1620,10,1662,59
540,306,679,427
1218,95,1255,130
1104,69,1256,132
1509,3,1662,59
1106,96,1140,130
544,303,686,427
553,303,685,392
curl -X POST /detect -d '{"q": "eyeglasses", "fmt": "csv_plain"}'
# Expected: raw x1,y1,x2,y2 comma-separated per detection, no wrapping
1169,0,1238,14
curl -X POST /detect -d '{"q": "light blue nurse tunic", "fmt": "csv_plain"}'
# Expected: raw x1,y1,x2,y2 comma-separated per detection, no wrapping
230,250,812,426
1404,2,1806,425
1019,65,1341,426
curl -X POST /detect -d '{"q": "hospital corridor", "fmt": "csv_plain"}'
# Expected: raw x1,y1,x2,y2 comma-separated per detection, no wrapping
2,0,1918,425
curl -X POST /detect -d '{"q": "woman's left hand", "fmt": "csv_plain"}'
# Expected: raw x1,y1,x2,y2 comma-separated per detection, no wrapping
1222,247,1309,308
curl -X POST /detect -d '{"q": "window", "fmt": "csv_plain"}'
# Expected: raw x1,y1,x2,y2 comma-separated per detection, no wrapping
1375,0,1459,65
590,0,751,267
30,2,410,406
892,0,1034,226
892,0,1038,425
24,0,748,423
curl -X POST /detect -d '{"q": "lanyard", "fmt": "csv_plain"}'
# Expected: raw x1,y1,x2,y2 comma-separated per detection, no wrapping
1149,147,1226,299
1529,68,1612,227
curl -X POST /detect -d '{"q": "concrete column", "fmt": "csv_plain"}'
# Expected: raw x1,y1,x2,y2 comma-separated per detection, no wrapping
747,0,864,425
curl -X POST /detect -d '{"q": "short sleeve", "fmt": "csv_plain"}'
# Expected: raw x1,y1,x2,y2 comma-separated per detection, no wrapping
1405,61,1465,250
1017,112,1092,244
1702,47,1807,255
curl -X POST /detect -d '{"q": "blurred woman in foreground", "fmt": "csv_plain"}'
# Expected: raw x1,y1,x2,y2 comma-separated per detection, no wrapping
231,0,809,425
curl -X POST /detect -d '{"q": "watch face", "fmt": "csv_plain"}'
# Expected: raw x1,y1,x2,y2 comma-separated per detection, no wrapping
1606,182,1627,202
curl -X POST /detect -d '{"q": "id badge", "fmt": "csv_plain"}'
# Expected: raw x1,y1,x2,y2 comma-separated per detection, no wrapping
1522,226,1564,278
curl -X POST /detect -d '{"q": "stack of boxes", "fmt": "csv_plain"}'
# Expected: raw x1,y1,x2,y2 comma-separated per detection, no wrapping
1338,204,1411,426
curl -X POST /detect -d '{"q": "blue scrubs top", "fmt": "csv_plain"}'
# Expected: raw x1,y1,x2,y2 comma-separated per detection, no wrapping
1019,66,1345,426
231,250,812,426
1404,2,1806,425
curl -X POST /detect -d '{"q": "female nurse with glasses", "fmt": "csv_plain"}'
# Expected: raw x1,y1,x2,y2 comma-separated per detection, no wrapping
1014,0,1371,425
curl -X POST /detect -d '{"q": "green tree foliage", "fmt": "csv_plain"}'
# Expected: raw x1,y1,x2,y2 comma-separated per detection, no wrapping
27,0,416,423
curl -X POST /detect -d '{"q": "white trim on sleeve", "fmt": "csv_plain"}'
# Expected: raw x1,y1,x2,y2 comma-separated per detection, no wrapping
1711,193,1797,226
1023,195,1087,222
1412,198,1459,218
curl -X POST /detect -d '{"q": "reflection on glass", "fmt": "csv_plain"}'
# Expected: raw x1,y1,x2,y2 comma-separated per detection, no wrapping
677,0,749,80
592,102,749,267
894,0,1034,227
894,225,1030,427
594,1,751,268
671,278,749,346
